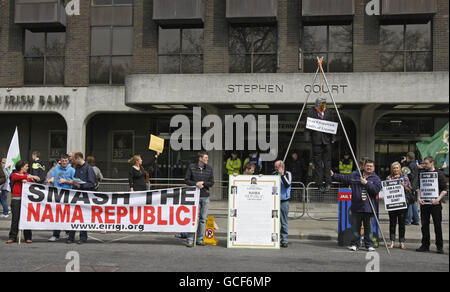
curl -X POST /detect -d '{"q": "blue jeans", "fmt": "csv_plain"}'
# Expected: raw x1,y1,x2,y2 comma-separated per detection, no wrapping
187,197,210,244
280,201,289,244
405,202,420,224
0,190,9,215
351,212,374,248
68,231,88,241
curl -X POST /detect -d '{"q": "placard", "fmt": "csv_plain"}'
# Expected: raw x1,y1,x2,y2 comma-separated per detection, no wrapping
419,172,439,203
381,179,408,211
149,134,164,153
228,175,280,249
306,117,338,134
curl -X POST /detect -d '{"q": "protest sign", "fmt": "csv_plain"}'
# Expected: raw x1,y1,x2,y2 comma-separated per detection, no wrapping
419,172,439,203
306,117,338,134
227,175,280,249
19,183,199,233
381,179,408,211
149,134,164,153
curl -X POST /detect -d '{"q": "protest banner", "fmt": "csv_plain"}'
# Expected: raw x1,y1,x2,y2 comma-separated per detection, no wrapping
306,117,339,134
381,179,408,212
227,175,280,249
19,183,200,233
419,172,439,203
149,134,165,153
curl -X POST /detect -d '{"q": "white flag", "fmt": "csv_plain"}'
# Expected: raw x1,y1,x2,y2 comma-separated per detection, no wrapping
5,127,21,177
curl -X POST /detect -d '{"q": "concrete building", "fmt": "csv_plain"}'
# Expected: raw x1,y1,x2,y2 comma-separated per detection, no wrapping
1,0,448,199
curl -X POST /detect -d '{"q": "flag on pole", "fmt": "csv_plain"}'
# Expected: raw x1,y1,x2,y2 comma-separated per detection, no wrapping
5,127,21,176
416,123,449,168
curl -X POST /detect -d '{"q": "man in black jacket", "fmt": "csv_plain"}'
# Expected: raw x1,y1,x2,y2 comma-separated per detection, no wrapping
184,151,214,247
66,152,97,244
286,151,306,184
31,151,46,183
306,97,336,193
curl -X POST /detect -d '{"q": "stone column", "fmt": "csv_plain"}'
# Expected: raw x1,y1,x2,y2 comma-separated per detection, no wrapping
357,104,380,160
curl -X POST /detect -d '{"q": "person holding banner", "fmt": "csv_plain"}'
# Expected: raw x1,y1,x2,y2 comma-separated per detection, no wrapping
306,97,336,194
7,160,40,244
128,155,148,192
331,159,382,251
416,156,448,254
385,162,413,250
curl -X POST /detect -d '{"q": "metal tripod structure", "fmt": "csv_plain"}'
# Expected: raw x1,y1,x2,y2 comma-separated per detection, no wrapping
283,57,391,256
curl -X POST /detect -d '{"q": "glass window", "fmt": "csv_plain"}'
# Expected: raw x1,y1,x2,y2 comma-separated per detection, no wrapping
24,30,65,85
380,21,432,72
229,26,277,73
89,1,133,84
158,28,204,74
302,24,353,73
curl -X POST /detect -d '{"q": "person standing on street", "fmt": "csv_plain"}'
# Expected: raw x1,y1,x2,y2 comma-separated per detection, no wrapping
31,151,46,184
66,152,97,244
339,153,354,174
226,152,241,176
273,160,292,248
286,151,306,184
416,156,447,254
0,157,10,218
401,152,420,225
128,155,148,192
184,151,214,247
331,159,382,251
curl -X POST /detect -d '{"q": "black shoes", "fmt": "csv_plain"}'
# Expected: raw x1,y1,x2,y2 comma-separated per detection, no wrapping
281,242,288,248
416,246,429,252
436,248,444,254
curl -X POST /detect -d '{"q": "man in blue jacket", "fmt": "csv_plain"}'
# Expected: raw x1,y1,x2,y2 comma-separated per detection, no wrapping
331,159,382,251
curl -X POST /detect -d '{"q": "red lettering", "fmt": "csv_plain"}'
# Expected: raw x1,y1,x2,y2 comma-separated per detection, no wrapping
56,205,71,223
144,206,155,224
130,206,142,224
91,206,103,223
176,206,190,226
117,207,128,224
105,206,115,224
41,204,54,222
27,203,40,222
71,205,84,223
169,206,174,225
157,206,167,225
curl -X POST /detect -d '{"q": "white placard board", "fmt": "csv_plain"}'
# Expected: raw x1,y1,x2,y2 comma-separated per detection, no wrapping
228,175,280,249
419,172,439,204
306,117,338,134
381,179,408,211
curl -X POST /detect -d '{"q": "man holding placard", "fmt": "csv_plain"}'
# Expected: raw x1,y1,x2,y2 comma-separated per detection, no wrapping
416,156,448,254
306,97,337,194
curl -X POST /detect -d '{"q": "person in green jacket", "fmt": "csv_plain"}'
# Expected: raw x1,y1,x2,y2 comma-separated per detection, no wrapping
226,152,241,175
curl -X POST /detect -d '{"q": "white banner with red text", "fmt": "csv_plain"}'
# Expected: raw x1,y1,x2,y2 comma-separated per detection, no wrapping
19,183,200,233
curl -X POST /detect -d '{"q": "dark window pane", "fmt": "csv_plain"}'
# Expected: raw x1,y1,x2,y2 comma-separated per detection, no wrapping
91,7,113,26
304,54,327,73
182,29,203,54
253,54,277,73
407,52,432,71
114,0,133,4
90,56,111,84
329,53,352,72
25,30,45,56
113,6,133,26
229,55,251,73
112,56,132,84
46,57,64,84
93,0,112,5
91,27,111,56
329,25,352,52
406,23,431,51
159,56,180,73
181,55,203,73
303,26,327,52
380,25,403,51
159,28,180,54
46,32,65,56
229,27,252,54
252,27,277,53
381,52,404,72
24,57,44,84
112,27,133,55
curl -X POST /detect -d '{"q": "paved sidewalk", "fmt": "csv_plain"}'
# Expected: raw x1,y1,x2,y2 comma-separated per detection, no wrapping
1,200,448,245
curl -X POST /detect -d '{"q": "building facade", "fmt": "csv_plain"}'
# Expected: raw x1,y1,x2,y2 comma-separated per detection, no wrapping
1,0,449,199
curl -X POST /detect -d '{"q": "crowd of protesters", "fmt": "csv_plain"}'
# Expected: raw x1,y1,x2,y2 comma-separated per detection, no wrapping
0,148,447,253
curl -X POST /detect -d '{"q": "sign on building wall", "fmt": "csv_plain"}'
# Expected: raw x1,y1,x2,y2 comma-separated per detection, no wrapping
49,131,67,159
228,175,280,249
112,131,134,162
